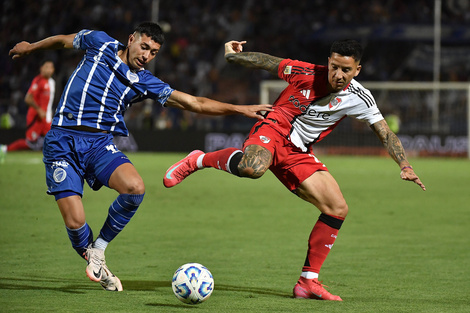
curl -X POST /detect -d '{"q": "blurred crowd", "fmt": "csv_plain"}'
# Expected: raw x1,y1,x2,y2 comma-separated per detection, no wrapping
1,0,469,132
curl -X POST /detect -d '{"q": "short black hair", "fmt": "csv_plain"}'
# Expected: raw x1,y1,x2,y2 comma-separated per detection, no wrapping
330,39,363,62
134,22,165,45
39,59,54,67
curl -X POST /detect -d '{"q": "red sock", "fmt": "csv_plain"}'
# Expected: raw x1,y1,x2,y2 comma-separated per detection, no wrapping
302,214,345,273
7,139,29,151
202,148,242,173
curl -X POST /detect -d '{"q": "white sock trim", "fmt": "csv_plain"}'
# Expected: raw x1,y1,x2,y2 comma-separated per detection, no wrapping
93,237,109,250
196,154,205,169
301,271,319,279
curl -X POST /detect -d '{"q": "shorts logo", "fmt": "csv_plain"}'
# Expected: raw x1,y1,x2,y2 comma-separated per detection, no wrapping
106,144,120,154
53,168,67,183
259,135,271,144
52,160,69,168
284,66,292,75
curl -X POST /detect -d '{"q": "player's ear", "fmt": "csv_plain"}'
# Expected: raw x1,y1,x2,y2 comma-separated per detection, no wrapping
354,64,362,77
128,32,136,46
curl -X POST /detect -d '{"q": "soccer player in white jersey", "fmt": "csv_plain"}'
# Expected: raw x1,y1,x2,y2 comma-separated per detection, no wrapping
9,23,272,291
164,39,426,301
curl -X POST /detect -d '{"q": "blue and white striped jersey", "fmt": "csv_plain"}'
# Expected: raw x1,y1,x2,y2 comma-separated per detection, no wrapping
52,29,174,136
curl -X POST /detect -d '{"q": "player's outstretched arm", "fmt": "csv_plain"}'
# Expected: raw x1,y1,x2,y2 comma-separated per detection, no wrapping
371,119,426,191
166,90,273,120
224,40,284,76
9,34,76,59
25,93,46,120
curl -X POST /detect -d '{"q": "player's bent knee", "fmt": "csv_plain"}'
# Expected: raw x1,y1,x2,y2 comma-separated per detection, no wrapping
336,202,349,218
238,166,266,179
64,218,87,230
315,199,348,218
327,199,349,218
122,178,145,195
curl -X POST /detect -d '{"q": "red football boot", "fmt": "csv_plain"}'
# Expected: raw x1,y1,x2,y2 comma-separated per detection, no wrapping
163,150,204,188
293,277,342,301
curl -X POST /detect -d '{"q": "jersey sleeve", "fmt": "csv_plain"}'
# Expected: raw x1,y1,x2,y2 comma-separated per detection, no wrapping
347,88,384,126
73,30,112,50
278,59,327,90
140,71,175,106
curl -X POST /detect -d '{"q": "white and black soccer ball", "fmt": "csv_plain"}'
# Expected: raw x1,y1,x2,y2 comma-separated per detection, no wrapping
172,263,214,305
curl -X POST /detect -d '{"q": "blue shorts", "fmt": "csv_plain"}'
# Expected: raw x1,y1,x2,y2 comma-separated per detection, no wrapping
43,127,131,197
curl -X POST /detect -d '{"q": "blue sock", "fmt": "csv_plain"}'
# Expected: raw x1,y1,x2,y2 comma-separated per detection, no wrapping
66,222,93,259
99,193,144,243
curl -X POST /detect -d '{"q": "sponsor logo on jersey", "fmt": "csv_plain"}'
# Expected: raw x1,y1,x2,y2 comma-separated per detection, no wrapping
328,97,342,110
289,95,331,119
53,168,67,183
288,95,308,113
284,66,292,75
259,135,271,144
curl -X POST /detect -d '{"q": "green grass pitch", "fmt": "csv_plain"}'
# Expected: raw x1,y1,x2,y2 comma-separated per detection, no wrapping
1,151,469,312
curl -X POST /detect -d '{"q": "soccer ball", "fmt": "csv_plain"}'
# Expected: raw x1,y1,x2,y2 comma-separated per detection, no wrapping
172,263,214,305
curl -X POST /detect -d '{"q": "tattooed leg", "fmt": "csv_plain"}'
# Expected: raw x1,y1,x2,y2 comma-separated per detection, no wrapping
238,145,273,179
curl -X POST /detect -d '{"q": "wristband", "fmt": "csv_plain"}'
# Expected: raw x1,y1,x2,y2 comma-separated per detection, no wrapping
401,166,413,171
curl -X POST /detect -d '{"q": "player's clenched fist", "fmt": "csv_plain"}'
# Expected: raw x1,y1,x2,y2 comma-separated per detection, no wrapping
224,40,247,56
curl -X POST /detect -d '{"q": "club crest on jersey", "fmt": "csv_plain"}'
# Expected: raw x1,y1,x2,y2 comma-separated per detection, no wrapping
284,66,292,75
126,70,139,83
259,135,271,144
328,97,342,110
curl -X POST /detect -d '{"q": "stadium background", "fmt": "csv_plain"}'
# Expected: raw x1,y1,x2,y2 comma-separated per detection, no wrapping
1,0,469,155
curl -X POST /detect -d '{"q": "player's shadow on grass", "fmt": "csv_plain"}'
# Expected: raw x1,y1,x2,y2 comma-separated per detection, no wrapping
0,276,98,294
124,280,291,309
216,283,291,298
124,279,291,298
123,279,171,290
0,277,290,299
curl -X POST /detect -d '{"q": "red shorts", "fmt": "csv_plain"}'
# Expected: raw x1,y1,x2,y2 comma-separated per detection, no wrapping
243,120,328,191
26,115,51,143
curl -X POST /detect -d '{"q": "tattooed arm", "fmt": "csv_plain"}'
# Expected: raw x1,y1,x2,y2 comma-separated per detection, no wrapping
224,40,284,76
371,119,426,191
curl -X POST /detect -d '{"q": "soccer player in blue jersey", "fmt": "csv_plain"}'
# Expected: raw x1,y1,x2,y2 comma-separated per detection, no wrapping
9,22,272,291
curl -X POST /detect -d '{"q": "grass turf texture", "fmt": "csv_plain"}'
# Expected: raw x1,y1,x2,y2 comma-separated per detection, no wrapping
0,151,469,312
